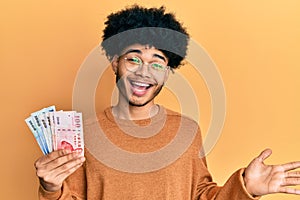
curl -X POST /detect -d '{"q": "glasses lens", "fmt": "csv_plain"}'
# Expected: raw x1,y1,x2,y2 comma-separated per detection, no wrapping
149,63,168,72
124,56,141,72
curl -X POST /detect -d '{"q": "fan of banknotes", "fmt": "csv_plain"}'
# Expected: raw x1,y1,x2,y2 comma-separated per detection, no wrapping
25,105,84,155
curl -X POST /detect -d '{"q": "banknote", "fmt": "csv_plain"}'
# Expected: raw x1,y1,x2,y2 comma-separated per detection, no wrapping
25,117,48,154
30,107,53,154
25,106,84,155
54,112,84,156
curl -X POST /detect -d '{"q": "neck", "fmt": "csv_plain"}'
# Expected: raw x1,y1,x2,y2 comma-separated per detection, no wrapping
112,101,159,120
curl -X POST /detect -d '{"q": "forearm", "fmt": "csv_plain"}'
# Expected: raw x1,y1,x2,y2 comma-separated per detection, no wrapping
196,169,260,200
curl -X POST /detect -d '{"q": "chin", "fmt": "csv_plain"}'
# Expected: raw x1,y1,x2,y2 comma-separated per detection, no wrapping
128,95,154,107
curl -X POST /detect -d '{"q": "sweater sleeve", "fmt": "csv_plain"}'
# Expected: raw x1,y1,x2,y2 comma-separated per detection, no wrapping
216,168,260,199
196,166,260,200
192,126,260,200
195,166,260,200
38,163,87,200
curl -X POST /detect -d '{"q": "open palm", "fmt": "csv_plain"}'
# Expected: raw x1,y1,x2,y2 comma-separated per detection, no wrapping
244,149,300,197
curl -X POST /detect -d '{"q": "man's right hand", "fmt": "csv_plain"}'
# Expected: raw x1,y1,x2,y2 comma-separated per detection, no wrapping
34,149,85,192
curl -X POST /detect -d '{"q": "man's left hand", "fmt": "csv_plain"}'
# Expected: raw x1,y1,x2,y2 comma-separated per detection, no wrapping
244,148,300,196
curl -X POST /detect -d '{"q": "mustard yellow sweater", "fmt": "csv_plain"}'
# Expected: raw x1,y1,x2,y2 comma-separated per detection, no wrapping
39,106,259,200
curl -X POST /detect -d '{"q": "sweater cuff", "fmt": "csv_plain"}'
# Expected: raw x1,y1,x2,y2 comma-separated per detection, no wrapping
39,184,62,200
237,168,261,200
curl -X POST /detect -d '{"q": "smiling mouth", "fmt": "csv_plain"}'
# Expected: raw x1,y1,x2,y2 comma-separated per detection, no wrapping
129,80,154,96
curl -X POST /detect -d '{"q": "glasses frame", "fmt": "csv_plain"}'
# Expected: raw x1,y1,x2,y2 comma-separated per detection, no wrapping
121,55,170,74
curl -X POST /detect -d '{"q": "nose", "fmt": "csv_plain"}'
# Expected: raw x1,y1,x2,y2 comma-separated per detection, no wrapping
134,63,152,78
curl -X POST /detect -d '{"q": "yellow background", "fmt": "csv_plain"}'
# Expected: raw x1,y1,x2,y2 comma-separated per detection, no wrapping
1,0,300,199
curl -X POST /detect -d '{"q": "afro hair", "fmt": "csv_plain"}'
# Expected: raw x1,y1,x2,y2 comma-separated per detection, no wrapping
101,5,189,69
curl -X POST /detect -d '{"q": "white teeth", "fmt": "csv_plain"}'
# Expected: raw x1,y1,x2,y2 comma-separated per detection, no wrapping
131,81,150,87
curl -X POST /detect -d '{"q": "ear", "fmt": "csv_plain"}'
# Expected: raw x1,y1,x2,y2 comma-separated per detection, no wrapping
111,55,119,74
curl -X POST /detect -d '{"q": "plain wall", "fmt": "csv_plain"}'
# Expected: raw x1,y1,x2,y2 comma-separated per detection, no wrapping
1,0,300,199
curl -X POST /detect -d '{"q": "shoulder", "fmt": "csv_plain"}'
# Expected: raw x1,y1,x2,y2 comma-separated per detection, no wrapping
162,106,204,156
163,106,199,128
162,106,201,143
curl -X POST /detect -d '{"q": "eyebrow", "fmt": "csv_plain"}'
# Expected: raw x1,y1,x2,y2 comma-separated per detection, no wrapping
123,49,167,62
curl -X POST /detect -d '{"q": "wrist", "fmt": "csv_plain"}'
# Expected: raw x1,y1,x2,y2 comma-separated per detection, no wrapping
40,179,62,192
242,171,258,198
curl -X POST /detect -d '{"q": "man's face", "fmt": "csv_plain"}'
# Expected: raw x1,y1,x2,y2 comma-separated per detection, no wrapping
112,44,169,107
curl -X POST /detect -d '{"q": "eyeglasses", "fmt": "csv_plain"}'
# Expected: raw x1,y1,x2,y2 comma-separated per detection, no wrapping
122,56,169,74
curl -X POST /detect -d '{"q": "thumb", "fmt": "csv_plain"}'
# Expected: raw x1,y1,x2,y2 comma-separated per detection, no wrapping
257,148,272,162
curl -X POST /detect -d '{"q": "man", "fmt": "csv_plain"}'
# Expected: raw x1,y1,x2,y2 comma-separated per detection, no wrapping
35,5,300,199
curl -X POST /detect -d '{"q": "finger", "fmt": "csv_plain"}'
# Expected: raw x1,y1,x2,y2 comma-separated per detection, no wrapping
282,177,300,186
44,149,81,165
41,152,83,173
35,149,72,168
256,148,272,162
51,156,85,176
279,187,300,195
41,156,85,185
55,160,85,183
36,150,83,177
281,161,300,171
286,171,300,178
